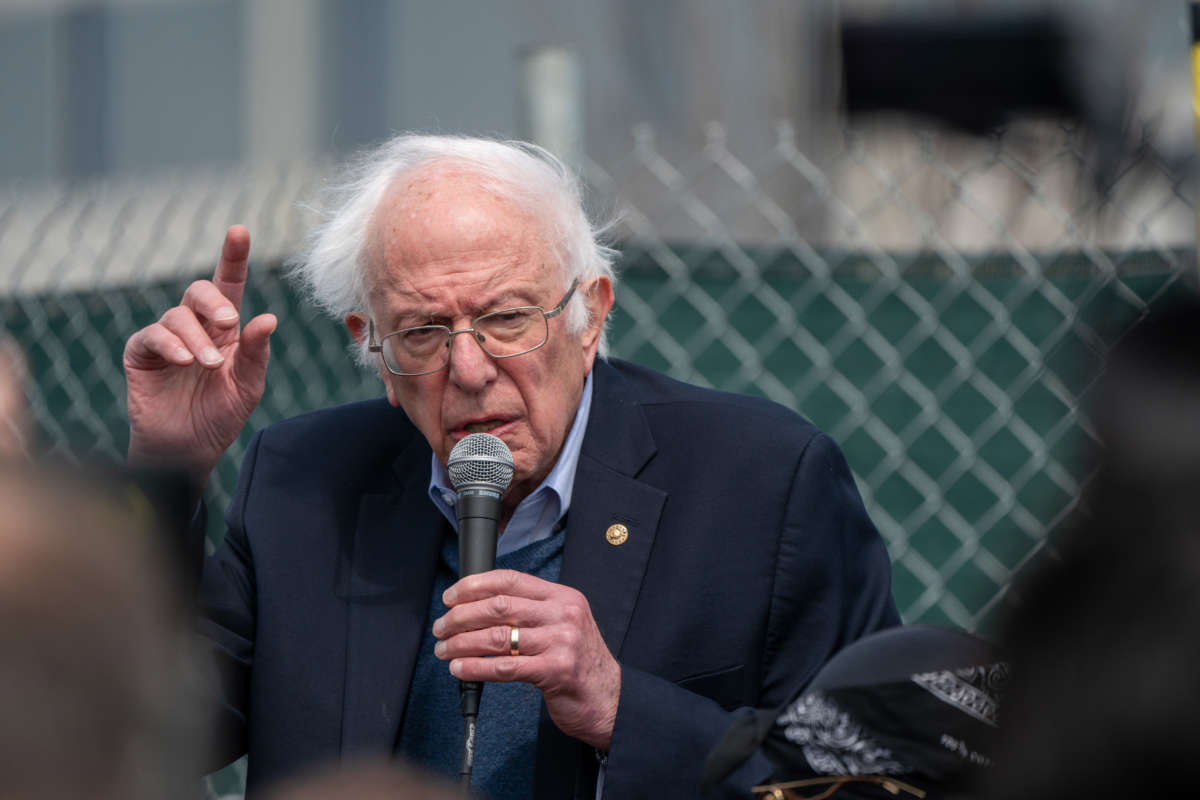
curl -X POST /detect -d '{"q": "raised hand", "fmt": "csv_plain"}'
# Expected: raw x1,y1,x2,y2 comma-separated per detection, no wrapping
124,225,276,488
433,569,622,750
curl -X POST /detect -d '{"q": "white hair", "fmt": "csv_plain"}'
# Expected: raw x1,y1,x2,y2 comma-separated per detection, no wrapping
288,134,618,364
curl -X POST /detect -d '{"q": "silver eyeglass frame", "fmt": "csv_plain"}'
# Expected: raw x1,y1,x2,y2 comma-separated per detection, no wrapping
367,278,579,376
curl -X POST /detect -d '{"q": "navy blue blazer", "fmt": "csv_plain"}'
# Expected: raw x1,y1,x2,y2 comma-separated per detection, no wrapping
196,358,900,798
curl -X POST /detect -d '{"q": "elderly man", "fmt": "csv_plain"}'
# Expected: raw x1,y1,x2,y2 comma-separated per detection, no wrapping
124,135,899,799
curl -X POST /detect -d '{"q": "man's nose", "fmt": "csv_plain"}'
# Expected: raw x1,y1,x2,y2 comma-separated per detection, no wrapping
446,327,497,391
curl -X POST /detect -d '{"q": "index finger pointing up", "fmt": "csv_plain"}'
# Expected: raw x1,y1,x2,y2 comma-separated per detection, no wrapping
213,224,251,311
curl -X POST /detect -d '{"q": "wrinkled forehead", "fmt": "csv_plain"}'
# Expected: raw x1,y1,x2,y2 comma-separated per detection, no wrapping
363,161,561,297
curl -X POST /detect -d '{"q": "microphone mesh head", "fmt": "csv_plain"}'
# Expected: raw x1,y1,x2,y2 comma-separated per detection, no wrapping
447,433,515,492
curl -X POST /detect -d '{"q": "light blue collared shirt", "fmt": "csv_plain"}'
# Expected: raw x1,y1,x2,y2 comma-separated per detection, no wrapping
428,371,593,557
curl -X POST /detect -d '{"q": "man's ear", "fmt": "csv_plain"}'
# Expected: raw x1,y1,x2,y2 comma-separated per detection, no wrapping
345,313,369,344
345,313,400,407
580,277,615,368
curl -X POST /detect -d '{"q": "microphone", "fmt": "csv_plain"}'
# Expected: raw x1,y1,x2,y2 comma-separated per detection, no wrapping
446,432,514,785
447,432,515,576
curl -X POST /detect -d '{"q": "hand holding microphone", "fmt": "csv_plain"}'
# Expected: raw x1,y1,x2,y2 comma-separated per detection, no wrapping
437,433,622,752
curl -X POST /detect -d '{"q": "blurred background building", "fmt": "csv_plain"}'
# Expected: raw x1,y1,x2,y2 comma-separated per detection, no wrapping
0,1,1195,792
0,0,826,181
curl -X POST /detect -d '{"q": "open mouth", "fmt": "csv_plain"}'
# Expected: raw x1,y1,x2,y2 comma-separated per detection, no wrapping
463,419,505,434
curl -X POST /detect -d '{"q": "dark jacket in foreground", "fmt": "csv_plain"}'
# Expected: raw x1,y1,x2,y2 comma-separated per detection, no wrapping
197,357,900,797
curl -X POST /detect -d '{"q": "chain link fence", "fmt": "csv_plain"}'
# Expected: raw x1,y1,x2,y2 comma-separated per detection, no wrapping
602,119,1197,626
1,120,1194,631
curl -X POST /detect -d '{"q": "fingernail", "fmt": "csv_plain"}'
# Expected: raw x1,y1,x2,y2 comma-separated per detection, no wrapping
449,660,460,678
443,587,457,605
434,641,446,658
175,348,193,362
201,347,223,365
432,618,445,637
214,307,238,322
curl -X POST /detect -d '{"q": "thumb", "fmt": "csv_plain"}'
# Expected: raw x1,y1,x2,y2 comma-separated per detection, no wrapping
233,313,276,385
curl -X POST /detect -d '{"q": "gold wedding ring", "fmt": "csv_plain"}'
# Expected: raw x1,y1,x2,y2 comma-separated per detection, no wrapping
509,625,520,657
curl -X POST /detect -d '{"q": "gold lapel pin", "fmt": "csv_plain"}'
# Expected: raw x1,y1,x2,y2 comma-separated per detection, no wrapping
605,523,629,546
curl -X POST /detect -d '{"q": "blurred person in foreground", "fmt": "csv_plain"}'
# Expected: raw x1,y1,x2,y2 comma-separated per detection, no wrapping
0,335,32,459
123,134,899,798
0,463,203,800
984,290,1200,800
261,758,461,800
703,624,1006,800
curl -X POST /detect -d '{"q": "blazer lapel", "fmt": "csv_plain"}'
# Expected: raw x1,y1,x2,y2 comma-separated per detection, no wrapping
560,457,666,656
535,361,668,797
339,438,445,759
561,360,666,656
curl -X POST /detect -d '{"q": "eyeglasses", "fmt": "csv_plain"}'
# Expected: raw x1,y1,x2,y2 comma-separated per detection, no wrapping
752,776,926,800
367,279,579,376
